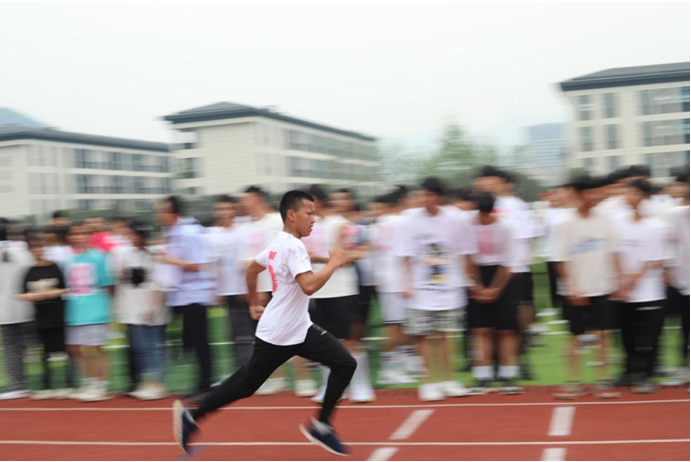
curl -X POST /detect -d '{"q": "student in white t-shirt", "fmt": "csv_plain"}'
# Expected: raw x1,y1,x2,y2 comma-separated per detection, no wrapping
668,172,689,371
174,190,355,457
397,177,477,402
466,193,521,395
542,185,576,311
553,175,623,400
373,190,416,386
614,179,669,394
206,195,255,371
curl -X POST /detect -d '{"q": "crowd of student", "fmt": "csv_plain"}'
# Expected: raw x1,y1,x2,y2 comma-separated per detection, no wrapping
0,165,688,403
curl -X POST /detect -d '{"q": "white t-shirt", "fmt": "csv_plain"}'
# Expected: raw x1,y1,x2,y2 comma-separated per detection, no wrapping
395,207,476,311
543,208,575,262
44,245,75,266
554,211,619,297
207,225,247,296
254,232,313,346
373,214,407,293
614,216,668,303
494,196,535,273
470,215,514,267
670,205,690,296
301,215,358,299
0,242,35,325
112,245,169,326
241,213,283,293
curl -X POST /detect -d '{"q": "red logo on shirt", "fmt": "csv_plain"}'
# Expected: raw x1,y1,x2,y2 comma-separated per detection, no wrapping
268,251,278,292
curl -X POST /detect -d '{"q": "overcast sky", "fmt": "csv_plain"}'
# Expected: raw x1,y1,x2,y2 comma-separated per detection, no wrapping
1,2,689,152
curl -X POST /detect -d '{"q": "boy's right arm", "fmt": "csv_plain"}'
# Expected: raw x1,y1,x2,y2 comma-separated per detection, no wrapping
246,260,266,320
296,247,347,296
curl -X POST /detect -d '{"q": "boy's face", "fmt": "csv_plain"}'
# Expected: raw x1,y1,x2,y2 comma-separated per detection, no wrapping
578,188,599,209
291,199,316,238
625,186,646,208
68,225,89,248
422,190,443,209
213,201,235,224
29,243,44,261
155,202,177,227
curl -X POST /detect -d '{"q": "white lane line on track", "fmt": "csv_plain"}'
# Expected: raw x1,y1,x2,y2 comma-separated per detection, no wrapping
0,399,686,411
389,409,434,440
548,407,575,437
541,448,567,461
368,447,399,461
0,439,687,446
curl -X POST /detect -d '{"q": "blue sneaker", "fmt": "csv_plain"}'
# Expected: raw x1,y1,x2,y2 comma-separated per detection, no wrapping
299,418,349,456
173,400,199,454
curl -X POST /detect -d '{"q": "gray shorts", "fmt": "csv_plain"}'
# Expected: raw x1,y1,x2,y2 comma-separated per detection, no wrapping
380,292,406,325
403,308,461,337
65,324,110,347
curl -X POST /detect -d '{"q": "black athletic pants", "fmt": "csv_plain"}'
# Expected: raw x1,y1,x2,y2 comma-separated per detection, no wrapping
193,324,356,424
226,295,257,371
547,262,561,309
620,301,664,379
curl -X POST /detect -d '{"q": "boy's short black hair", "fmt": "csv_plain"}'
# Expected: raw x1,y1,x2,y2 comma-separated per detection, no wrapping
245,185,268,200
280,190,315,222
629,178,653,197
572,175,596,193
477,192,495,214
304,184,328,202
163,195,184,215
127,219,151,240
421,176,446,196
477,165,503,179
215,194,236,204
627,164,651,179
676,171,690,184
52,210,67,220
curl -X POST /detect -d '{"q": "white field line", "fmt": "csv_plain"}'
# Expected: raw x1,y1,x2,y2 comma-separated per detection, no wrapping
389,410,434,440
548,407,575,437
541,448,567,460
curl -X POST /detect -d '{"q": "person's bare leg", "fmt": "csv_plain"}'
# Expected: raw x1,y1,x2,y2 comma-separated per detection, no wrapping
440,331,454,382
418,336,432,384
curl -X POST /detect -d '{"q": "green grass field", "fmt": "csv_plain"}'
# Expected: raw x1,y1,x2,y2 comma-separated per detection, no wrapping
1,262,687,392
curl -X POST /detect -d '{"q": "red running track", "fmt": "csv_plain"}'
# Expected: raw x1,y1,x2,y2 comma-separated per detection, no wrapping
0,387,687,461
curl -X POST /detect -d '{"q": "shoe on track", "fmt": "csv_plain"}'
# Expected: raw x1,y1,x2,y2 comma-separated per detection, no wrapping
299,418,349,456
294,379,318,398
418,383,444,402
439,381,471,397
498,380,525,395
173,400,199,454
349,384,376,403
553,383,586,400
593,381,620,399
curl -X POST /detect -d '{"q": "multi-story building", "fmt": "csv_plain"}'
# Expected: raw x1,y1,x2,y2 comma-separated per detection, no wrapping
525,123,568,186
560,62,689,179
163,102,379,198
0,126,173,220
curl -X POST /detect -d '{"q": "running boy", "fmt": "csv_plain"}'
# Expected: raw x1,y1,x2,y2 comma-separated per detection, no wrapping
173,190,356,456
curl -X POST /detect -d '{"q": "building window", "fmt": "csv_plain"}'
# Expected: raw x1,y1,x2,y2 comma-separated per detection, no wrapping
608,156,621,172
580,127,594,152
641,120,689,147
603,93,617,118
160,156,171,173
640,87,689,115
132,154,144,172
180,158,199,179
582,158,595,171
109,152,122,170
134,177,145,194
577,95,593,121
75,149,89,168
605,124,619,150
642,151,688,178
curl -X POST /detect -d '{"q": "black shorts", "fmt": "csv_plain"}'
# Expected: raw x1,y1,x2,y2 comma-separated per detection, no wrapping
309,295,357,340
353,285,375,326
467,266,519,331
563,295,610,335
512,271,534,306
38,326,66,353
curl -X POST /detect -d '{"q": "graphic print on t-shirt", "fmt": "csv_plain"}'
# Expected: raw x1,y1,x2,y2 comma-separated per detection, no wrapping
477,227,496,256
572,237,606,255
66,263,97,296
420,236,451,287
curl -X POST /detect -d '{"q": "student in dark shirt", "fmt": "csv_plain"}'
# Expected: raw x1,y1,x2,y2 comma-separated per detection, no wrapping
17,234,68,399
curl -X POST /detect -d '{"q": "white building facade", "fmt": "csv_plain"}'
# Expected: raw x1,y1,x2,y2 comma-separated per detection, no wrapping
163,102,379,198
0,126,173,220
560,62,689,179
526,123,568,186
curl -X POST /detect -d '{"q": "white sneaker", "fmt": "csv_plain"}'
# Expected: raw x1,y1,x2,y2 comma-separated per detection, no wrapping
294,379,318,398
53,389,73,400
418,383,444,402
440,381,471,398
134,384,169,401
67,387,88,400
349,385,376,403
256,378,288,396
0,390,31,400
78,385,111,402
31,390,57,400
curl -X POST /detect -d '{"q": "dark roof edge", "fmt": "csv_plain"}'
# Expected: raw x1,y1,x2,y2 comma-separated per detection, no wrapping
163,108,376,142
560,73,690,92
0,127,169,152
